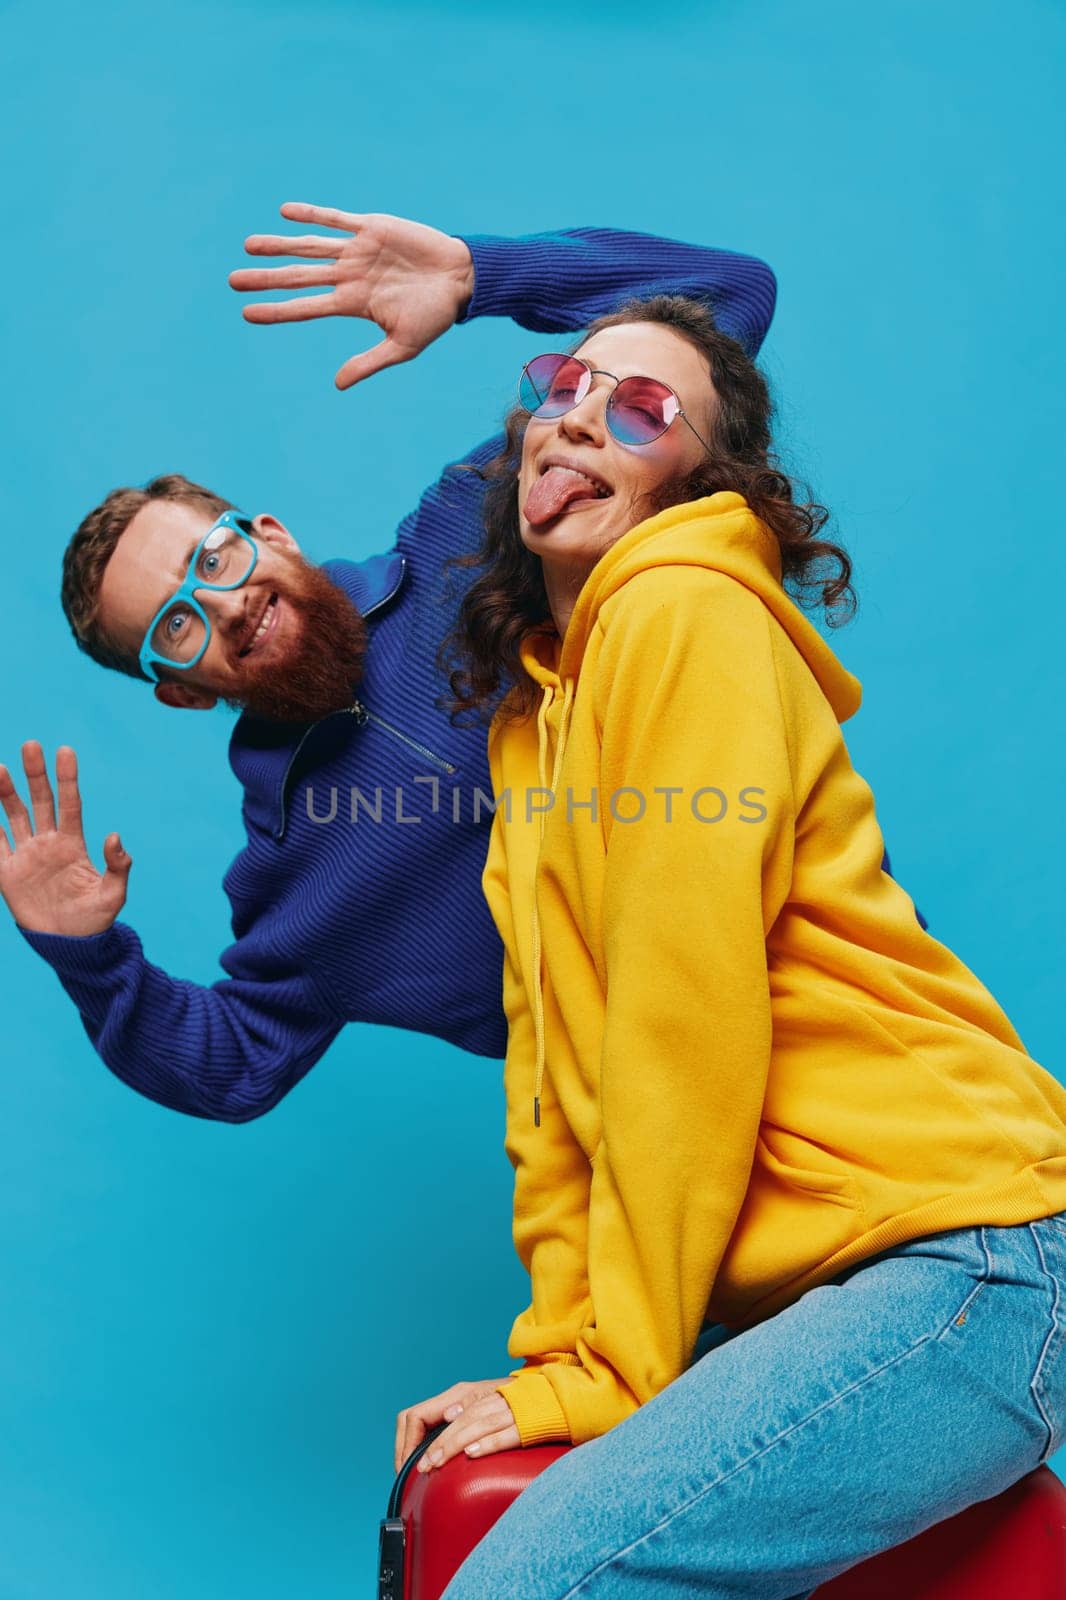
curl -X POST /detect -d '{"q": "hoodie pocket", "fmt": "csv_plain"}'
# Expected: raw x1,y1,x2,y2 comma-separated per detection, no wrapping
756,1125,863,1207
716,1125,866,1311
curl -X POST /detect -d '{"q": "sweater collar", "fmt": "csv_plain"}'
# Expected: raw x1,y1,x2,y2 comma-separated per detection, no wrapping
324,549,407,619
228,550,408,841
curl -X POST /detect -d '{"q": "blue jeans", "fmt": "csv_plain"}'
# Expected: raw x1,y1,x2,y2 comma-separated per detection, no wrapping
440,1215,1066,1599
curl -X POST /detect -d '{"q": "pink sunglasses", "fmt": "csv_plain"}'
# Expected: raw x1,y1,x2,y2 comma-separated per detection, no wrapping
519,352,712,451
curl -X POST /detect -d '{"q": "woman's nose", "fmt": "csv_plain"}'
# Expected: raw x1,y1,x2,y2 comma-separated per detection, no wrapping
558,383,609,444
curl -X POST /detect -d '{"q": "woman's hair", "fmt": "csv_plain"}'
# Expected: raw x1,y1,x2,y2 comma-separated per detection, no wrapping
440,294,856,722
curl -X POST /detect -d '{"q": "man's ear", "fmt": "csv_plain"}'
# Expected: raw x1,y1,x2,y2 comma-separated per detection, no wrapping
154,680,218,711
251,513,301,557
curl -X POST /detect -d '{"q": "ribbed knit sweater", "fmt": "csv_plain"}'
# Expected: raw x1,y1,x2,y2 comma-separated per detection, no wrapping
18,226,782,1121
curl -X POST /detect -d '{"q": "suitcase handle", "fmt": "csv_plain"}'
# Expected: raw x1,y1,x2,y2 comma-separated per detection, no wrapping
377,1421,450,1600
377,1518,405,1600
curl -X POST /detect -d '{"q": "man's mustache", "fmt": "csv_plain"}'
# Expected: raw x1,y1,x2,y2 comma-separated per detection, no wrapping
221,563,369,724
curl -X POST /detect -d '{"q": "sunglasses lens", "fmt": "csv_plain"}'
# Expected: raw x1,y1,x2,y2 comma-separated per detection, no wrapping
607,377,679,445
520,354,589,417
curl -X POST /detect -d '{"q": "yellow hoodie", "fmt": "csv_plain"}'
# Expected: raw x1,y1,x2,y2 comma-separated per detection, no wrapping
482,490,1066,1451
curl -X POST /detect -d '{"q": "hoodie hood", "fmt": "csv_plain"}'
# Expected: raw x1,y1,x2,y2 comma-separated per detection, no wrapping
519,491,861,724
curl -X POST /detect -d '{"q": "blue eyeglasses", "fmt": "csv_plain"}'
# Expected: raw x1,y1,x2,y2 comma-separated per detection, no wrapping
138,511,258,683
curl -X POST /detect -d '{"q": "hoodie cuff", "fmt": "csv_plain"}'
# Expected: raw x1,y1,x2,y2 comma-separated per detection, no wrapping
497,1370,572,1446
453,234,532,325
18,921,129,977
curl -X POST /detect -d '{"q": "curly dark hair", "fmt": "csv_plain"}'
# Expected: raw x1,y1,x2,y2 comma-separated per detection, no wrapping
440,294,856,722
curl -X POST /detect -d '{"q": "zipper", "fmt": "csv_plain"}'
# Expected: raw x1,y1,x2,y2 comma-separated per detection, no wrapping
347,558,458,777
348,698,458,775
275,693,456,837
275,714,339,827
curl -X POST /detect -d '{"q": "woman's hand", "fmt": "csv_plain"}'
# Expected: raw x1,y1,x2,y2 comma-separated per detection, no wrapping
394,1377,520,1476
229,203,475,391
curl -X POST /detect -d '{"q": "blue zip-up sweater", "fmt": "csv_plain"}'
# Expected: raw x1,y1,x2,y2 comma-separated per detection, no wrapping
19,225,841,1123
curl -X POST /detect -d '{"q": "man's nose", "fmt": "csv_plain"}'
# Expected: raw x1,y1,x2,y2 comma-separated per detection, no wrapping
195,586,248,638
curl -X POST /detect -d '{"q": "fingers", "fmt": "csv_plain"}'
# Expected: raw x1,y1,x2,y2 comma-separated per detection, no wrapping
229,264,338,293
335,336,414,392
395,1401,445,1474
415,1392,520,1475
395,1406,418,1473
241,233,342,261
394,1381,480,1473
54,745,86,839
21,741,57,834
395,1410,425,1475
279,201,366,232
0,761,33,845
460,1423,522,1460
101,833,132,910
394,1379,517,1472
241,292,339,325
102,832,131,874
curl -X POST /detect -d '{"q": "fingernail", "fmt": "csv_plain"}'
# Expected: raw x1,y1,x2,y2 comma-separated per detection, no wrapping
465,1442,481,1455
444,1404,462,1420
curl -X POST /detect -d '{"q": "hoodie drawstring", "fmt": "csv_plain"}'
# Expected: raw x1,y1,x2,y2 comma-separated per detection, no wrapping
530,677,575,1128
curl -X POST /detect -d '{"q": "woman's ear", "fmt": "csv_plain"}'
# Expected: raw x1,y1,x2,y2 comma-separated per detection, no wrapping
154,680,218,711
250,513,301,557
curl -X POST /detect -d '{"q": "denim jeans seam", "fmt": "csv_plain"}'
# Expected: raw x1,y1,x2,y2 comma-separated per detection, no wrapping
1037,1211,1066,1238
1026,1220,1065,1457
927,1224,993,1341
559,1330,941,1600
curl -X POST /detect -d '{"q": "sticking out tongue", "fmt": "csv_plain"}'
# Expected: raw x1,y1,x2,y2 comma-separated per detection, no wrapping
524,465,608,529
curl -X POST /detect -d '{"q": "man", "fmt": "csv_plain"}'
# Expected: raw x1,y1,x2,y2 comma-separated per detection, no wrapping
0,206,797,1121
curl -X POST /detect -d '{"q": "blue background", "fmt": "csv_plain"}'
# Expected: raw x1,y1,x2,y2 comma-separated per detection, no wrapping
1,0,1064,1593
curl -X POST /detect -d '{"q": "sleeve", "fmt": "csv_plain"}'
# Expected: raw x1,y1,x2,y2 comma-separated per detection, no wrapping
494,570,797,1445
455,226,777,357
17,917,345,1124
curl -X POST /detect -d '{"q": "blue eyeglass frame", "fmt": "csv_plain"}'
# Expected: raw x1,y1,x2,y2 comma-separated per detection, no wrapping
138,510,258,683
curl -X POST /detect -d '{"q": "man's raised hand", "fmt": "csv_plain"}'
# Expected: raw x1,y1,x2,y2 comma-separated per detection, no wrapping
229,204,476,391
0,743,131,937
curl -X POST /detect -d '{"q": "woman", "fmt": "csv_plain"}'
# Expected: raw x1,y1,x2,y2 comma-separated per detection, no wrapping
396,295,1066,1599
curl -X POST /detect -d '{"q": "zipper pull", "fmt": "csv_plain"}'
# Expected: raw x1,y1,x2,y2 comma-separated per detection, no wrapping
349,698,369,726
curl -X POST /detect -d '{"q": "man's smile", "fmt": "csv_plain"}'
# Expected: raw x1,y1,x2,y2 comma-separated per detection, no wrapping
238,592,280,658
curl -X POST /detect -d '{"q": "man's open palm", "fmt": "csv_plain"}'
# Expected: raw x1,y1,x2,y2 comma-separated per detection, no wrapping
0,743,131,936
229,203,476,390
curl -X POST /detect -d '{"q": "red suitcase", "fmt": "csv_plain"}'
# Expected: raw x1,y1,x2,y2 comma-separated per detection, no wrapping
379,1422,1066,1599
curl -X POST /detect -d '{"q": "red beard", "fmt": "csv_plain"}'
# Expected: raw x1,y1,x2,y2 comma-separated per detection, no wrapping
224,555,369,724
